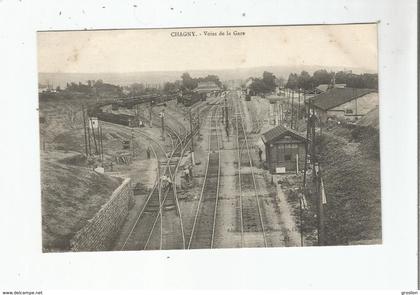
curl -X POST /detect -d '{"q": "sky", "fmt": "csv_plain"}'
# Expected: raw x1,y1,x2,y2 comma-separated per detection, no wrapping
37,24,378,73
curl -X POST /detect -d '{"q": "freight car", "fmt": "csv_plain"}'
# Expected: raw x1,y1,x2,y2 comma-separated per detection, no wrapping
96,111,139,127
117,94,176,109
182,92,203,107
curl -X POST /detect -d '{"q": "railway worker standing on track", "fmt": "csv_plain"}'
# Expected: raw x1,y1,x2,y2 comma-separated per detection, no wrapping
258,147,263,162
161,175,172,190
188,165,193,179
184,166,190,183
146,147,151,159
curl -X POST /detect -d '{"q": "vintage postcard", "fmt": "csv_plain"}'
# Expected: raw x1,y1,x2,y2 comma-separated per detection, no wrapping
37,24,381,252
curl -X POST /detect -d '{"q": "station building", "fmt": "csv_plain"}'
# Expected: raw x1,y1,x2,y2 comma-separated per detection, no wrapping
194,81,221,96
261,125,307,174
306,87,378,123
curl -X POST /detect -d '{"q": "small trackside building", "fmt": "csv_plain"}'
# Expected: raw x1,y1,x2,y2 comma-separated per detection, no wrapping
307,87,378,123
261,125,307,174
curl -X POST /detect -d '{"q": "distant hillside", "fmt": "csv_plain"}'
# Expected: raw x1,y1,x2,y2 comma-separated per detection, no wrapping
38,65,376,88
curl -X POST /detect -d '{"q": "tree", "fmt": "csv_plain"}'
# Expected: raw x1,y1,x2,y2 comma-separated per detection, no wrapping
312,69,332,86
297,71,312,90
163,82,179,93
262,71,277,92
198,75,222,88
276,76,286,88
181,72,197,90
249,78,267,94
286,73,299,89
129,83,145,95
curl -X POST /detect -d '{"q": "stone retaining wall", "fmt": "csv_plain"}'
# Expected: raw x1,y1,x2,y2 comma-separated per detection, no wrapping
70,178,132,251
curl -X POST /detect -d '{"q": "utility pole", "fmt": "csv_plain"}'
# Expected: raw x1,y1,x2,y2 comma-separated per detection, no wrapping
299,193,304,247
224,98,229,127
81,105,88,158
100,126,104,167
160,109,165,141
197,105,201,135
298,89,301,124
281,103,284,123
149,101,153,127
131,127,135,158
89,118,99,154
189,107,195,165
306,103,325,246
302,99,312,189
87,118,92,156
136,104,140,127
317,165,326,246
291,89,294,129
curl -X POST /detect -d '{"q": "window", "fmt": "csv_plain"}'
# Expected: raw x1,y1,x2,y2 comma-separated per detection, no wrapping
284,154,292,161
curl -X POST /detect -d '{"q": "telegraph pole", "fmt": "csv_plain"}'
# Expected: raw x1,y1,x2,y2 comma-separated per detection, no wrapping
197,105,201,135
291,89,295,129
136,104,140,127
160,109,165,140
317,165,326,246
87,118,92,156
149,101,153,127
189,107,195,165
81,105,88,158
131,127,135,158
89,118,99,154
302,99,312,189
224,98,229,127
299,192,304,247
298,89,301,124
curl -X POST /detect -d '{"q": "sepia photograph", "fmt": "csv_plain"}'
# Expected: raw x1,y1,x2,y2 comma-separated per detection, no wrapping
37,24,381,252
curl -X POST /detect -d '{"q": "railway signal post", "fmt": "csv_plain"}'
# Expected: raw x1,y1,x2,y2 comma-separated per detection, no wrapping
160,109,165,141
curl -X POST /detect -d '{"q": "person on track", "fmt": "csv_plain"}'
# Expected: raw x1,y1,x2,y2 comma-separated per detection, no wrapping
161,175,172,190
258,147,263,162
184,166,190,183
146,147,151,159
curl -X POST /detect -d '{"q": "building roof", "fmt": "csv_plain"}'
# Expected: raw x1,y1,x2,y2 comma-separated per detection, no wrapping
261,125,307,144
195,81,220,93
309,88,376,111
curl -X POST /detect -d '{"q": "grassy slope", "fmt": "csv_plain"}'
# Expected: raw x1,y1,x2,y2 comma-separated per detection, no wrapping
318,123,381,245
40,97,125,252
41,157,122,252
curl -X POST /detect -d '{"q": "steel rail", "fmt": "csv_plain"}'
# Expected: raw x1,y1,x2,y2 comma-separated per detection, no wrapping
187,104,221,249
235,92,268,247
120,143,160,250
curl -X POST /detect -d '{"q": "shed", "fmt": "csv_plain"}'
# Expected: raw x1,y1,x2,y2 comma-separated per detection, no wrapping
261,125,307,174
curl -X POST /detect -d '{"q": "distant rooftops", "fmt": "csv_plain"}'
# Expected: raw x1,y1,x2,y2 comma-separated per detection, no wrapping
194,81,220,93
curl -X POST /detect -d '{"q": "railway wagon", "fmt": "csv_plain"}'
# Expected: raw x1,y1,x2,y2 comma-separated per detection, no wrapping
96,111,139,127
182,92,202,107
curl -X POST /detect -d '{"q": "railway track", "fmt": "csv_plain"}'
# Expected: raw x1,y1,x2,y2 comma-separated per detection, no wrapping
188,105,221,249
101,122,188,250
233,91,268,248
102,97,221,250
